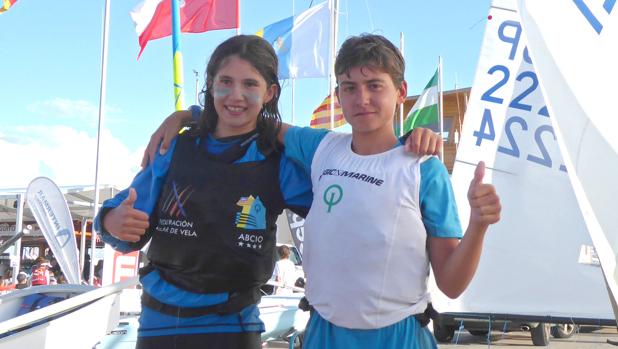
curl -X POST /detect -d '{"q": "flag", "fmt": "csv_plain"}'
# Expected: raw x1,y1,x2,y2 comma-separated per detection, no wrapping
0,0,17,14
403,69,439,133
131,0,239,58
310,93,346,129
256,1,329,79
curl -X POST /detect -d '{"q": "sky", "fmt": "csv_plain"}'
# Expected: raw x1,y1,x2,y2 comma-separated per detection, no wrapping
0,0,491,190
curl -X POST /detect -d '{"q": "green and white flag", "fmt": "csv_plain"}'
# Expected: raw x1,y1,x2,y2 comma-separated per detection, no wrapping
403,69,439,133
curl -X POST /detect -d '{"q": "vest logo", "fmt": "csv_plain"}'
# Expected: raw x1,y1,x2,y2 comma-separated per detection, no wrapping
235,195,266,230
161,181,193,218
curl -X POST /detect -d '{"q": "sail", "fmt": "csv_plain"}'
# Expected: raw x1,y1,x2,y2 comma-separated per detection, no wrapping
26,177,81,284
431,0,613,320
517,0,618,317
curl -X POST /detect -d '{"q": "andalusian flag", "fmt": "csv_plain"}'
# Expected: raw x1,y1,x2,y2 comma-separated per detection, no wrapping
403,69,439,133
310,93,346,129
0,0,18,14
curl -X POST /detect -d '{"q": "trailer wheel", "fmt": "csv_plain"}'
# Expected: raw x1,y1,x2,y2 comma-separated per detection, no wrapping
551,324,577,338
531,323,550,346
469,329,489,337
433,322,456,343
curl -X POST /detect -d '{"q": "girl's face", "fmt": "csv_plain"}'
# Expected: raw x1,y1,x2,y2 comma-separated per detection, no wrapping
211,55,277,138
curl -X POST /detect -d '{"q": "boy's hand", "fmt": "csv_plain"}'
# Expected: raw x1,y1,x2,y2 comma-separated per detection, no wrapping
467,161,501,228
141,110,192,168
404,128,442,156
103,188,150,242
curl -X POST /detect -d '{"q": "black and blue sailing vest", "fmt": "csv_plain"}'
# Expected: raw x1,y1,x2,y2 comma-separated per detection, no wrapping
145,132,285,296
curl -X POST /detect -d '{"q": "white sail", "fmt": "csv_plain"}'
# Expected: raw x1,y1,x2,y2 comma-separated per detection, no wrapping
431,0,613,321
517,0,618,317
26,177,81,284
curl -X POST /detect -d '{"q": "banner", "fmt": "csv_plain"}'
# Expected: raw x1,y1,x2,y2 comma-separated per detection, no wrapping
26,177,81,284
285,209,305,256
102,246,140,287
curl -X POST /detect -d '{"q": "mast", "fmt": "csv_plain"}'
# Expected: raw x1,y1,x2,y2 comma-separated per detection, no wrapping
92,0,111,284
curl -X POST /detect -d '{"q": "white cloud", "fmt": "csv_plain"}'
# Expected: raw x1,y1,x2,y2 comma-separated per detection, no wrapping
26,98,122,127
0,125,142,190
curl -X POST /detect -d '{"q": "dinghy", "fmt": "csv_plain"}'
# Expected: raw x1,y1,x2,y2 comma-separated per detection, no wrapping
0,277,137,349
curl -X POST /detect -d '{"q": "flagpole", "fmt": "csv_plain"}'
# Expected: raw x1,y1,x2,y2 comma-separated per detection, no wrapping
399,32,404,136
171,0,185,111
329,0,339,129
193,69,199,105
438,56,444,162
236,0,241,35
291,1,295,125
292,79,296,124
454,73,462,145
92,0,111,285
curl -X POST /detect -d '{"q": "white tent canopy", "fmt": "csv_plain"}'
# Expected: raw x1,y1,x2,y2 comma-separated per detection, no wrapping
0,184,120,234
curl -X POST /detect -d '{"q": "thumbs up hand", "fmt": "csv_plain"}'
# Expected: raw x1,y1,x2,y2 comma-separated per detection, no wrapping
467,161,501,228
103,188,150,242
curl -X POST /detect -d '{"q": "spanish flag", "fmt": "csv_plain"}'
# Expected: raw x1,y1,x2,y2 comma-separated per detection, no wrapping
310,93,346,129
0,0,18,14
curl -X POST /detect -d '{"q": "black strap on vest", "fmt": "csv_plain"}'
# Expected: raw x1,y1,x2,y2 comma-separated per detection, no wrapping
141,287,261,318
414,303,438,327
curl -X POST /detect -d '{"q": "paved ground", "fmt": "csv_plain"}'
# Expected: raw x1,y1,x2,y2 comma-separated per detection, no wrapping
264,326,618,348
439,326,618,348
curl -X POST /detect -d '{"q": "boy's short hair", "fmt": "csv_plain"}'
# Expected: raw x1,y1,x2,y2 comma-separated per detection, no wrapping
335,34,405,86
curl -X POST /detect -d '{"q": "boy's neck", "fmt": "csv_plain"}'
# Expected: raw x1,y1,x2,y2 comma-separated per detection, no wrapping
350,130,399,155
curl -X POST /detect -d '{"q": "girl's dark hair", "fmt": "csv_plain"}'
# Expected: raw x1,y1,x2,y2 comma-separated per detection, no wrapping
198,35,282,152
335,34,405,87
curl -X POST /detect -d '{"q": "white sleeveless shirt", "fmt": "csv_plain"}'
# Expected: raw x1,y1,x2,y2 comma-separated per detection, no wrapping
304,132,431,329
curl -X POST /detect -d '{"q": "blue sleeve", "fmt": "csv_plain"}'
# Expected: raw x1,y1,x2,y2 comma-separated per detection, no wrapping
283,126,329,173
419,157,463,238
278,155,313,215
94,140,177,253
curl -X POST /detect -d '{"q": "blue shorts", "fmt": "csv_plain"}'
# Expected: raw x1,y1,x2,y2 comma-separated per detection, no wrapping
303,310,437,349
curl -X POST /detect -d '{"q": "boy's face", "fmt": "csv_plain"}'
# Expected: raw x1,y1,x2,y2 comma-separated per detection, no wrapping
336,66,406,136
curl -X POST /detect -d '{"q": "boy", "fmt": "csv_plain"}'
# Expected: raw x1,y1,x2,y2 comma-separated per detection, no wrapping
279,34,500,348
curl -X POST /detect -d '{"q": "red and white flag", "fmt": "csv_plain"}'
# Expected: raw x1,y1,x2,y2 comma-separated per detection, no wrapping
131,0,239,58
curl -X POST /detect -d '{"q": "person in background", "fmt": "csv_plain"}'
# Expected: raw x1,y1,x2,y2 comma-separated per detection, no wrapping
31,257,51,286
272,245,297,295
82,253,91,281
16,271,29,289
94,260,103,287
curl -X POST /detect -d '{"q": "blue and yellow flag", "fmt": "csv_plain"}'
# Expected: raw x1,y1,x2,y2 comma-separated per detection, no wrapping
256,1,329,79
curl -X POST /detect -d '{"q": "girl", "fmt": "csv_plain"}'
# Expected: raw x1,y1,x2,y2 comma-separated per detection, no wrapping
95,35,312,349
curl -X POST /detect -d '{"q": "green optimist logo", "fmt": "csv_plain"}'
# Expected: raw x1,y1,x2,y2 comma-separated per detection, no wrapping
323,184,343,213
